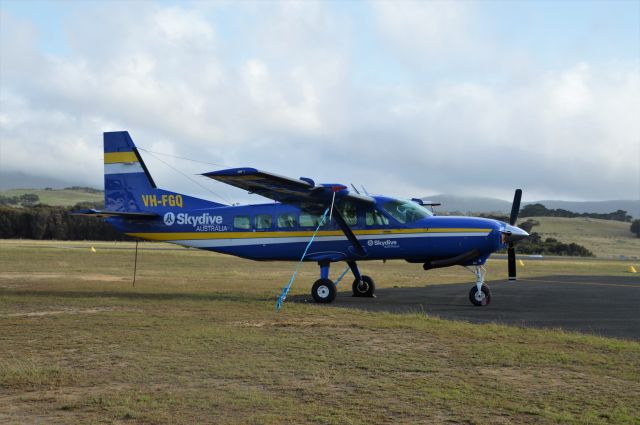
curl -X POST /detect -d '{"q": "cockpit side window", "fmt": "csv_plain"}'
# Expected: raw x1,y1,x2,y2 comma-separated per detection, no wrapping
381,199,432,224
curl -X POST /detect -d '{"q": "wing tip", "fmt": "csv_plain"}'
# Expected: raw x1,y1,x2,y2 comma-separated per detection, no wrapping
203,167,259,178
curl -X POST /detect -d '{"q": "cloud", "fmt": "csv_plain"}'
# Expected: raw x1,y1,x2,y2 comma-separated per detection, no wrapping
373,0,476,60
0,2,638,204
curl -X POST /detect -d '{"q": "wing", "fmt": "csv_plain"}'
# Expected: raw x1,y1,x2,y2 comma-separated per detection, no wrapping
203,167,373,256
202,167,374,211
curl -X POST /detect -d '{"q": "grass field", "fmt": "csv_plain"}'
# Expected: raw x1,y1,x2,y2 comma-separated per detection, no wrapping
0,188,103,206
522,216,640,259
1,240,639,424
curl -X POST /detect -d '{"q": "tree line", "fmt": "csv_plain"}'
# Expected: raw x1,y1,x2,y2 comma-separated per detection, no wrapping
482,218,595,257
516,233,594,257
0,193,40,207
519,203,632,222
0,203,130,241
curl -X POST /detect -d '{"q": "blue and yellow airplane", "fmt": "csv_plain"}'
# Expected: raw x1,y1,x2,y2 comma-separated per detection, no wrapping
76,131,529,306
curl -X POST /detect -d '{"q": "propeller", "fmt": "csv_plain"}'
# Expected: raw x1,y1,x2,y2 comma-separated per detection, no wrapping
507,189,522,281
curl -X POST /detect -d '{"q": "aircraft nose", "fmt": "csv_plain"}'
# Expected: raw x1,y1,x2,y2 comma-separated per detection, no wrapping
502,224,529,242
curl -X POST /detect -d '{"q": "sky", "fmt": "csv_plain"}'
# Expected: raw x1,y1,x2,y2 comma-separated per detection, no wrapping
0,0,639,205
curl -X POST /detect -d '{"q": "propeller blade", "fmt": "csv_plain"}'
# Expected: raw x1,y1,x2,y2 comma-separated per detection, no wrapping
509,189,522,225
508,242,517,280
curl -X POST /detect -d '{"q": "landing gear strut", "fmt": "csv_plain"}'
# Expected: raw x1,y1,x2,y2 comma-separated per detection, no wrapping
468,265,491,306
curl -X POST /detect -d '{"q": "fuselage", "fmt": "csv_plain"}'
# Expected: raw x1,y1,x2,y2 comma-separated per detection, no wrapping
90,131,530,306
108,195,508,265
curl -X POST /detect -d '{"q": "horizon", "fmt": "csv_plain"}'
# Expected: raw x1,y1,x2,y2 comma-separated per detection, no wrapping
2,180,638,205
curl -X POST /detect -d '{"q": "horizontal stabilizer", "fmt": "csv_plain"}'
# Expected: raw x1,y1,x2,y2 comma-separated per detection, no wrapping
70,209,159,219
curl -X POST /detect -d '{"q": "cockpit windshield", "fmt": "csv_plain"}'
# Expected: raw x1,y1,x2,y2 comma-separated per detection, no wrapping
381,199,433,224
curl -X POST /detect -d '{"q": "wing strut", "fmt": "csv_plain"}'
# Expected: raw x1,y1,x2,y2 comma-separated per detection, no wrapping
332,209,367,257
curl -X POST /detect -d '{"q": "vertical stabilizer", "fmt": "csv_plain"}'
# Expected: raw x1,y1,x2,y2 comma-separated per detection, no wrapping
103,131,224,212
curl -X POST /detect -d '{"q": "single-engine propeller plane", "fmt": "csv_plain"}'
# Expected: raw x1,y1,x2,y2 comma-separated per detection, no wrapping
75,131,529,306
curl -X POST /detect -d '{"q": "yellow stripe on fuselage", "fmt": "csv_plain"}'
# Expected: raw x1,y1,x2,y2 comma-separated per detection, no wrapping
104,151,138,164
127,228,492,241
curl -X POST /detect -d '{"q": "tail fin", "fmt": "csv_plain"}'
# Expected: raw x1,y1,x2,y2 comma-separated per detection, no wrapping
104,131,224,212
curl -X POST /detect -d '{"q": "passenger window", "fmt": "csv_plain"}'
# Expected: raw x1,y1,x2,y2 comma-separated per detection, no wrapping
255,214,272,230
337,200,358,226
299,213,323,227
233,215,250,229
366,210,389,226
277,213,297,228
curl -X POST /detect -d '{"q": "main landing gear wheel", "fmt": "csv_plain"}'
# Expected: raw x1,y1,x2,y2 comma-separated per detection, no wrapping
312,278,337,303
469,284,491,306
352,275,375,297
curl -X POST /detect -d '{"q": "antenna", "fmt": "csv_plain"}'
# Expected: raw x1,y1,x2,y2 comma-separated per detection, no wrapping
361,185,370,195
350,183,361,194
132,240,139,286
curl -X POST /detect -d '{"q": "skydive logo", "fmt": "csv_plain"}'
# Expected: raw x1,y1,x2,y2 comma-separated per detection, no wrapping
163,212,227,232
163,212,176,226
368,239,399,248
177,213,223,226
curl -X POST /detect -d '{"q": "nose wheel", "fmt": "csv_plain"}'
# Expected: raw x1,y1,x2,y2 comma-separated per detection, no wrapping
468,265,491,306
469,284,491,306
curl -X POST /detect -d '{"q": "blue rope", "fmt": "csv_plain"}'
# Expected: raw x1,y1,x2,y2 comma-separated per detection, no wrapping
276,208,329,310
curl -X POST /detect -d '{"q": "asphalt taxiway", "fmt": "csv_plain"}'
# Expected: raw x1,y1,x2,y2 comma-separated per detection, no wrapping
307,275,640,340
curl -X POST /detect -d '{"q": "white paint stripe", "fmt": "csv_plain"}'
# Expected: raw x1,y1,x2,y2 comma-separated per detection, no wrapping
104,162,145,174
167,231,490,248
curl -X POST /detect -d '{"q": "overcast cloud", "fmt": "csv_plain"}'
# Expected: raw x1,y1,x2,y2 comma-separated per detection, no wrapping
0,0,638,204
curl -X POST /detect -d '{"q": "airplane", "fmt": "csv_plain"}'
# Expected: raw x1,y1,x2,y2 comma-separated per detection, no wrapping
75,131,530,306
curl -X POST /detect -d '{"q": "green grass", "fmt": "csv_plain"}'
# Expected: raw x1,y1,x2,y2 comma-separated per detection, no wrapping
0,188,103,206
1,240,639,424
522,216,640,259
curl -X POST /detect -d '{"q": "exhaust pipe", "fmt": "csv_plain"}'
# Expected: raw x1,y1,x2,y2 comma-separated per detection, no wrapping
423,249,481,271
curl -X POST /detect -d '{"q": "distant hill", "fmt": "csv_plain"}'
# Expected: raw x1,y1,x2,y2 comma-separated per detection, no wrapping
0,171,79,190
421,194,640,219
522,216,640,259
0,188,103,207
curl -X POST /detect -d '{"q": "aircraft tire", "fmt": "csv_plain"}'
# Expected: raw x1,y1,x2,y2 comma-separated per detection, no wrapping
352,275,375,297
312,279,337,303
469,284,491,306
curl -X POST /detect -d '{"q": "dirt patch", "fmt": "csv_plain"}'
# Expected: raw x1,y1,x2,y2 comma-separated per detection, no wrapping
0,272,125,282
1,307,140,318
231,319,332,328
